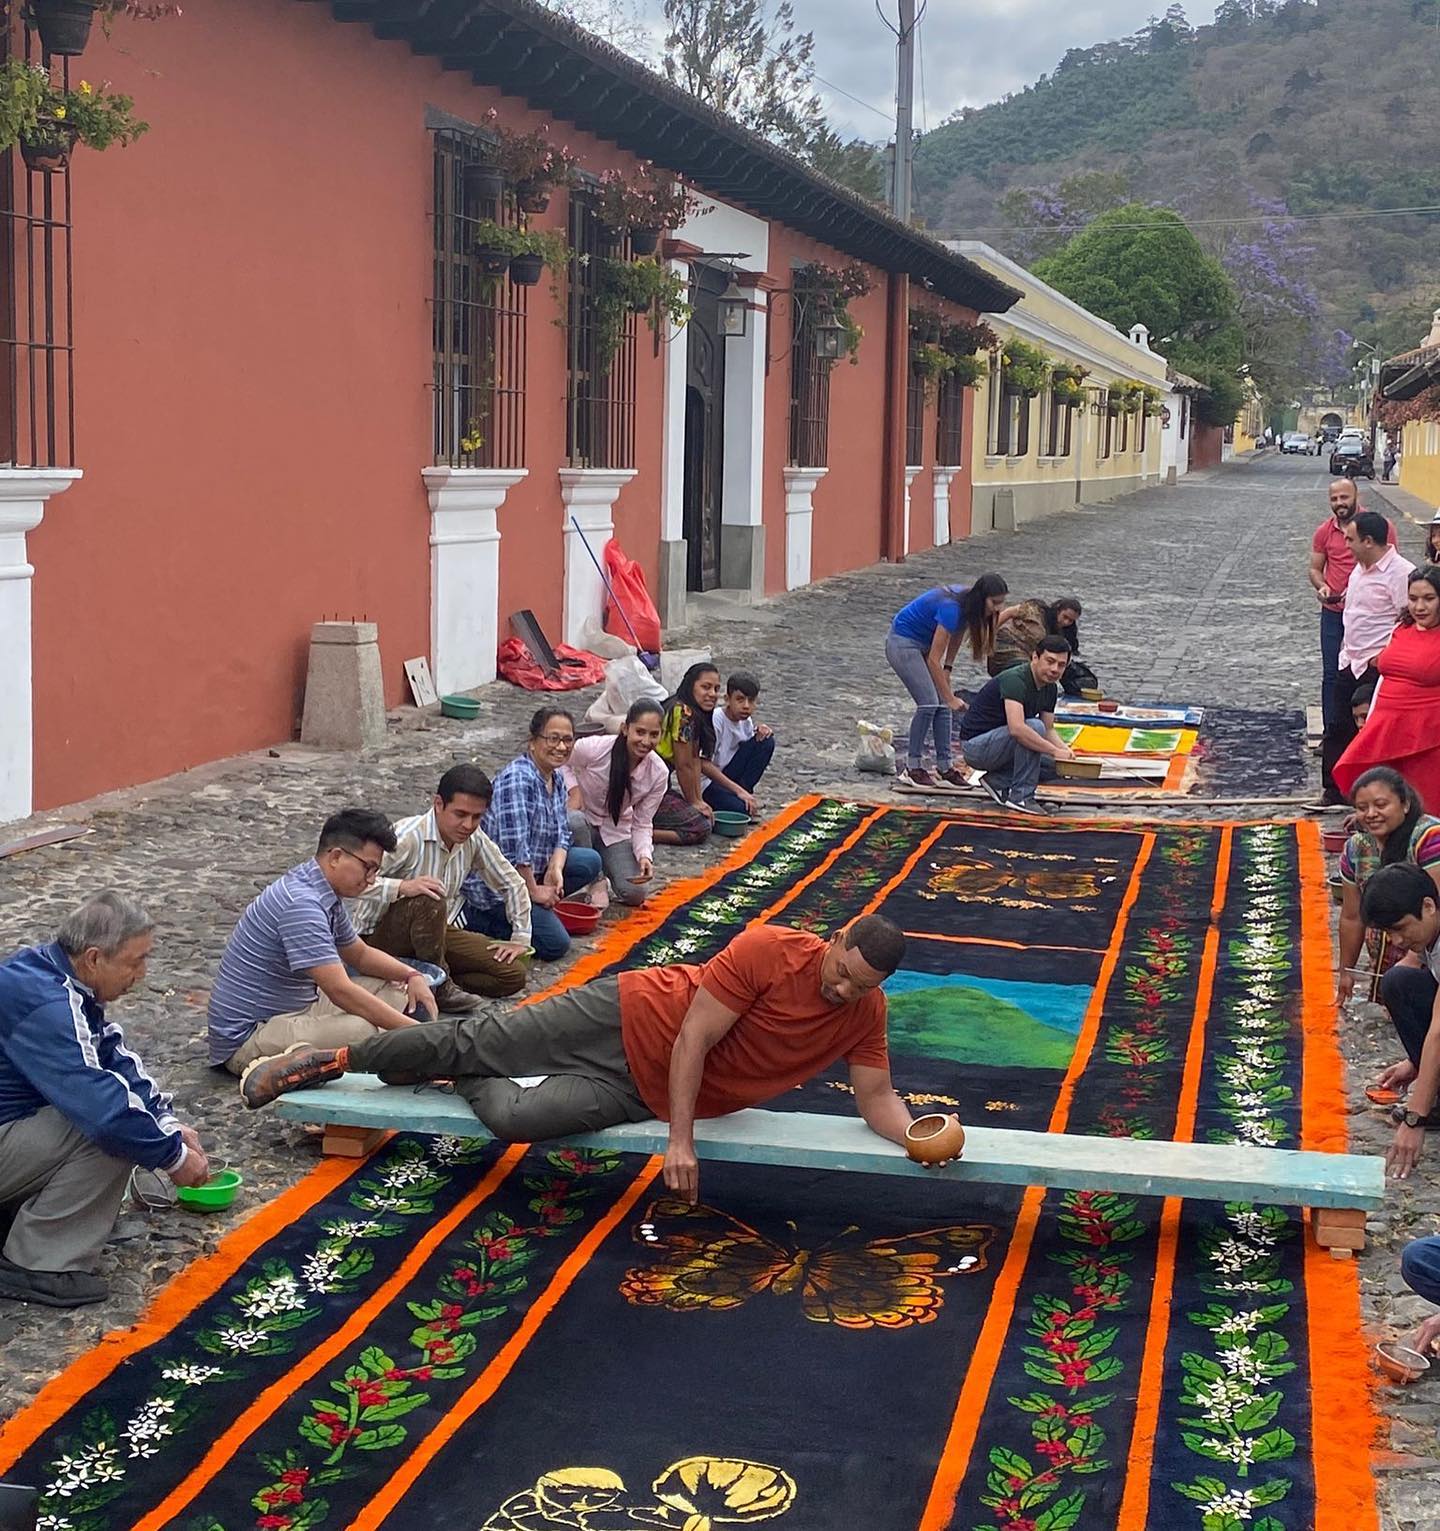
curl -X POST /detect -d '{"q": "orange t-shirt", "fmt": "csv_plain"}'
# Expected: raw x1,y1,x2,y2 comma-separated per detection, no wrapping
617,925,890,1119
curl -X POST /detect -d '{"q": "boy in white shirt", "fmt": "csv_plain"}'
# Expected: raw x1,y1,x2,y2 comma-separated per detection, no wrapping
703,672,776,818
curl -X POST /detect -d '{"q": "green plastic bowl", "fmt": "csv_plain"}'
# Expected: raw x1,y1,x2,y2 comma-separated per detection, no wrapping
439,694,481,720
712,810,752,838
176,1168,244,1212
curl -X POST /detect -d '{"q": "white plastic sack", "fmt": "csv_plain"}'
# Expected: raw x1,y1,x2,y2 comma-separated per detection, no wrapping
584,655,667,733
578,615,636,661
855,719,896,775
658,647,712,695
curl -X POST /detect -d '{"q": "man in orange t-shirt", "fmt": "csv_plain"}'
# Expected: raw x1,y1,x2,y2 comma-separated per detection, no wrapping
239,917,915,1201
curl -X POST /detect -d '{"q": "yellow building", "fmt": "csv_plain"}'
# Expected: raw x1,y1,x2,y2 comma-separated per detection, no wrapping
949,242,1169,530
1232,376,1265,455
1379,309,1440,511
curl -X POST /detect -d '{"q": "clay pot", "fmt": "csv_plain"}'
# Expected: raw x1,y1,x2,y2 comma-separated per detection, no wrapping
629,226,661,257
462,163,506,202
905,1113,966,1164
21,119,77,174
1375,1341,1430,1384
1097,699,1120,714
1321,828,1348,854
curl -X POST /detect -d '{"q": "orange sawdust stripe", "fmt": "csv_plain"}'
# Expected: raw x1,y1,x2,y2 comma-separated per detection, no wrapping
917,831,1156,1528
903,931,1105,955
130,1143,531,1531
1116,824,1233,1530
520,794,826,1006
0,1148,372,1474
346,1155,665,1530
754,802,893,922
1295,817,1384,1530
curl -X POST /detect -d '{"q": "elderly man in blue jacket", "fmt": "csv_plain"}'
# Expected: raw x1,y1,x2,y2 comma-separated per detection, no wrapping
0,891,211,1307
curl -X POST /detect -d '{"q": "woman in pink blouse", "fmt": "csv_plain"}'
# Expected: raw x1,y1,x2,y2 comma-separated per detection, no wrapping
565,701,669,906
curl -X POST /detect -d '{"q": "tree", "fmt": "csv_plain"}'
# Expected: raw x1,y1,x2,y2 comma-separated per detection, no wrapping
660,0,824,155
997,171,1132,264
807,128,887,204
1035,204,1246,424
540,0,653,56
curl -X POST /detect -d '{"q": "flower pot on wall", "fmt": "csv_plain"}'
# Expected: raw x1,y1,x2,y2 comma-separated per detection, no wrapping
509,252,545,286
515,183,551,214
629,227,660,257
27,0,97,56
462,163,505,201
474,244,513,279
20,118,77,172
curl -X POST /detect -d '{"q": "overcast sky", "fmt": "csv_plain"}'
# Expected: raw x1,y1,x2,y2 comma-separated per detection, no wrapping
614,0,1219,141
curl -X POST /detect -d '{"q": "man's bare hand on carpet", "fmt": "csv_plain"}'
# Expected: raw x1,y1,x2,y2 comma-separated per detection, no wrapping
663,1140,700,1203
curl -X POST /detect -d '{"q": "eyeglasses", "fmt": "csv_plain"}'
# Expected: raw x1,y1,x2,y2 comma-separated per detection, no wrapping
338,847,382,882
536,733,576,748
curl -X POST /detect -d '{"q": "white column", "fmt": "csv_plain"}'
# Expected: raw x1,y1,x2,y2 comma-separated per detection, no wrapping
721,298,768,532
932,465,959,546
560,467,638,647
0,468,81,825
903,466,921,558
658,260,690,546
422,467,527,696
782,467,827,592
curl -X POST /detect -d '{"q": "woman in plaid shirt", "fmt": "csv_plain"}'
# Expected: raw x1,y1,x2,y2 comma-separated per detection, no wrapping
465,708,605,959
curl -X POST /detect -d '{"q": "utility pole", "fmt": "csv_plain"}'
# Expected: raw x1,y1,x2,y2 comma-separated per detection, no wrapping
891,0,916,223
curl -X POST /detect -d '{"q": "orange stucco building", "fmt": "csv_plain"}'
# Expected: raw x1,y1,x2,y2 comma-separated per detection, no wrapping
0,0,1018,822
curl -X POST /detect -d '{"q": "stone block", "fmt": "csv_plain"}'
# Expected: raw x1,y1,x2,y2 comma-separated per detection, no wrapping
300,621,386,750
992,488,1016,533
657,538,688,631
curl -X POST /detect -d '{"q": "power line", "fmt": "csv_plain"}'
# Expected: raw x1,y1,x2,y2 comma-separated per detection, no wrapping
970,204,1440,233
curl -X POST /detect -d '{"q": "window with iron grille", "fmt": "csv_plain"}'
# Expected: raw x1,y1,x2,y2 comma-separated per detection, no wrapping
999,389,1029,457
1044,390,1074,458
0,39,74,469
1138,405,1148,454
566,192,636,469
787,276,831,467
904,353,925,467
1100,403,1113,460
431,127,526,469
1117,410,1128,454
936,369,964,465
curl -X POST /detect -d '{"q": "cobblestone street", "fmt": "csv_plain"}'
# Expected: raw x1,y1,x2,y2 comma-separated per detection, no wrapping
2,452,1437,1523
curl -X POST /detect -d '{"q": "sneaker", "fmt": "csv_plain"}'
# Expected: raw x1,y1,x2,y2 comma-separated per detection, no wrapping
1007,796,1046,816
0,1256,107,1308
937,768,976,792
894,767,938,793
433,980,483,1015
239,1044,349,1110
977,774,1008,808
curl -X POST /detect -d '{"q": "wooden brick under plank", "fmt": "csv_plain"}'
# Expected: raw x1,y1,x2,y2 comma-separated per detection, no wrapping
276,1078,1385,1216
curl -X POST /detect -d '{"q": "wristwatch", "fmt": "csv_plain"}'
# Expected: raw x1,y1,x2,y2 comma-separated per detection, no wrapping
1393,1105,1428,1128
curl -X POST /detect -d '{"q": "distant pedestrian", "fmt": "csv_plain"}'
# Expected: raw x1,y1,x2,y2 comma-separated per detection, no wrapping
886,574,1015,793
1426,511,1440,567
1384,442,1398,482
1321,510,1414,805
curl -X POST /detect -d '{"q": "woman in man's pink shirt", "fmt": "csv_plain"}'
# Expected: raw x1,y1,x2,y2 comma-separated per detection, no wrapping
565,700,669,906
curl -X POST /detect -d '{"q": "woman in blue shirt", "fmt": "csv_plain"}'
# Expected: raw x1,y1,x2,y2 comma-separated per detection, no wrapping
886,573,1013,792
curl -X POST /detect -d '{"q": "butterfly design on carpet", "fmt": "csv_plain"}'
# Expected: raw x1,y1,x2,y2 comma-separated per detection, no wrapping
926,858,1104,904
619,1197,994,1329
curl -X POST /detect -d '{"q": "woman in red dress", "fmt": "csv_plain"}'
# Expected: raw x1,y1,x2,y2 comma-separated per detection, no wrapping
1336,565,1440,813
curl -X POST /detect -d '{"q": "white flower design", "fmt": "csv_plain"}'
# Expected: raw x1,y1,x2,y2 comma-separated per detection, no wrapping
122,1396,177,1460
236,1273,306,1321
46,1442,123,1498
160,1362,223,1387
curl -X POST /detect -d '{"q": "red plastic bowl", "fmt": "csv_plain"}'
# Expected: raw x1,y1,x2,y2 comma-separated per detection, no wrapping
1321,829,1348,854
554,899,603,935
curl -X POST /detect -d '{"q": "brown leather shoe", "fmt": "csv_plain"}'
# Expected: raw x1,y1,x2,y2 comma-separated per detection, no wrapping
434,979,483,1014
239,1044,348,1109
0,1257,107,1308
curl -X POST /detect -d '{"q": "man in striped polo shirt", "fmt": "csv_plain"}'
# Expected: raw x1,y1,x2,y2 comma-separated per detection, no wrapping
348,764,533,1005
208,809,441,1075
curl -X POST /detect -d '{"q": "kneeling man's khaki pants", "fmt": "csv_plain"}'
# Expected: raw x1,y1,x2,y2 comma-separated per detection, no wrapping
223,976,411,1075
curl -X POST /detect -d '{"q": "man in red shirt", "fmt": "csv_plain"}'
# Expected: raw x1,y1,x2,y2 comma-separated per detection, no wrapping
239,917,914,1202
1309,477,1396,804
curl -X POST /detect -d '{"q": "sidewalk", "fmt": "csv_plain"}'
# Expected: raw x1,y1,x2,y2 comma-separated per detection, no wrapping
1368,474,1437,549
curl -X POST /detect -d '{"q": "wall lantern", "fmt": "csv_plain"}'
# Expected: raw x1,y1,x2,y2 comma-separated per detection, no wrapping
718,276,749,340
813,314,846,361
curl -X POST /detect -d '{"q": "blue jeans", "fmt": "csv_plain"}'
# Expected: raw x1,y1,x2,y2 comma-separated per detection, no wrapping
466,846,603,960
886,630,952,770
704,735,776,814
959,718,1055,803
1319,607,1343,732
1403,1235,1440,1305
1381,963,1440,1068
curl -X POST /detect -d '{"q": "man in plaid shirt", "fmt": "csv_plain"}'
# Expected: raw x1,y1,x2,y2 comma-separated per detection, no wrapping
348,764,532,1005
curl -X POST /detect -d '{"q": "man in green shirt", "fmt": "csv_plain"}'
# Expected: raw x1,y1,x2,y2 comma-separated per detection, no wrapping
957,636,1076,814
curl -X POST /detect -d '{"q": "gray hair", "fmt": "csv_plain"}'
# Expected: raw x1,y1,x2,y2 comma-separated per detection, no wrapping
55,892,155,957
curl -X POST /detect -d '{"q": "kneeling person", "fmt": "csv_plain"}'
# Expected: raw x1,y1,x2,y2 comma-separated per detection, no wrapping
958,635,1076,814
0,894,212,1307
208,809,441,1076
241,917,914,1205
350,764,533,1001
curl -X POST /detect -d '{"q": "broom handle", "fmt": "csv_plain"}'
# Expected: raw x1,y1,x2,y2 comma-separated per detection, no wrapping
569,515,646,652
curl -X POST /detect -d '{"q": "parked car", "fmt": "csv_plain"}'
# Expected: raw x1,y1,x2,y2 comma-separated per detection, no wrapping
1281,432,1312,454
1329,438,1375,478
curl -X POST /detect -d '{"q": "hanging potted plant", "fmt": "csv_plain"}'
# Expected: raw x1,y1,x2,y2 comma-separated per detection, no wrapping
1001,337,1050,397
1118,381,1145,415
592,256,691,369
1106,380,1126,415
470,219,570,287
23,0,180,59
947,354,986,388
1142,385,1164,417
481,111,579,214
910,341,957,399
1050,361,1090,408
595,164,700,257
797,261,873,363
462,159,506,203
0,63,146,172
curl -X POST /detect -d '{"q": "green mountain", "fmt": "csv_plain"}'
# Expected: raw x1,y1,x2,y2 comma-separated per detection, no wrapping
914,0,1440,354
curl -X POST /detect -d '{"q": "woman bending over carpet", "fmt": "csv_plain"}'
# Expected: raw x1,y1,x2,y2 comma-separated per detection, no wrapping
989,596,1094,695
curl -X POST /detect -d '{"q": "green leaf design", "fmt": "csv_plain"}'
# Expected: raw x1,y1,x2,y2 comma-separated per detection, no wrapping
1034,1490,1087,1529
1232,1390,1282,1433
358,1392,429,1424
1249,1429,1297,1464
353,1423,408,1452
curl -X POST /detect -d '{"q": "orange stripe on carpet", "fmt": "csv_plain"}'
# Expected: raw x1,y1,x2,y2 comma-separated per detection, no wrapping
902,931,1105,955
346,1154,664,1530
0,1148,372,1474
1115,824,1233,1530
755,803,893,922
917,831,1156,1527
130,1144,530,1530
1295,817,1383,1530
520,794,825,1005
